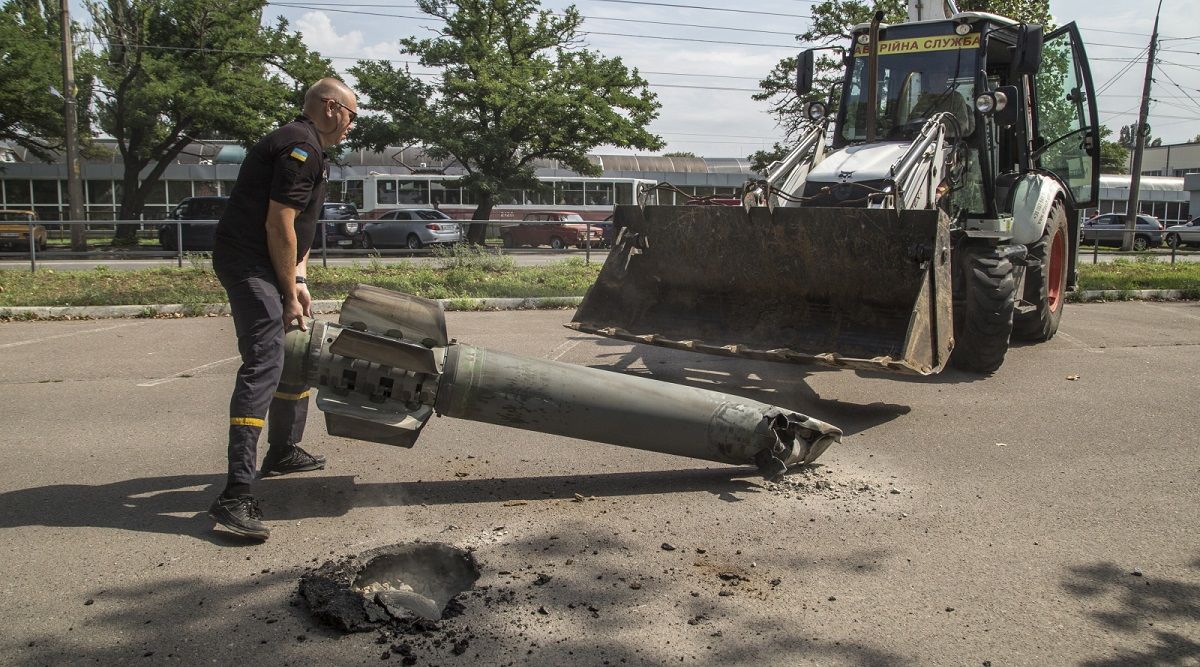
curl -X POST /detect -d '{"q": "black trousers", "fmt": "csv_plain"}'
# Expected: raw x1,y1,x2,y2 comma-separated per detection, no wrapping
218,271,311,493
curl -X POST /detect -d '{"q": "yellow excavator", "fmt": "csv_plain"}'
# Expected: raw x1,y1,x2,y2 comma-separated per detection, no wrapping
571,0,1101,375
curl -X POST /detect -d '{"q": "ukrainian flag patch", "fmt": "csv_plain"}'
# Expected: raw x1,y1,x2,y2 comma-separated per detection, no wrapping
289,147,309,163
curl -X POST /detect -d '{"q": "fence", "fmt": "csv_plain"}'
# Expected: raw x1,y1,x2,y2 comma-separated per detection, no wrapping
0,219,611,272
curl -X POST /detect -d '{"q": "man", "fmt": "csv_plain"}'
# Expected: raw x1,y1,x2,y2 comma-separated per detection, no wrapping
208,78,358,540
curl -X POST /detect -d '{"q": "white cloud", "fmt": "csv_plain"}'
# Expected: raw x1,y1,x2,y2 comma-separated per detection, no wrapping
294,11,405,81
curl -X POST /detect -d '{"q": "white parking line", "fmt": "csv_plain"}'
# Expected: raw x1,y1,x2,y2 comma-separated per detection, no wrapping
0,322,144,350
138,355,241,387
1055,330,1104,353
546,338,584,361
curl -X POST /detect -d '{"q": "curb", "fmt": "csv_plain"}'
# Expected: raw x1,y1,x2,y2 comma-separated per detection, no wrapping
0,296,587,320
1,291,1194,320
1070,289,1190,302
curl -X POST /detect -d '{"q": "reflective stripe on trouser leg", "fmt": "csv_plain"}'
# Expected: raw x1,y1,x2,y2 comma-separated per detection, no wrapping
222,274,286,487
268,384,312,449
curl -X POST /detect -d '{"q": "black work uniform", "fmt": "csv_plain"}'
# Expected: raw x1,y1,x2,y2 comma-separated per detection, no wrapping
212,115,327,496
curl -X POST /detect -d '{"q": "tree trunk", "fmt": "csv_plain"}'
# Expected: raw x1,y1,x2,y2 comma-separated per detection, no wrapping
112,163,148,246
467,193,494,246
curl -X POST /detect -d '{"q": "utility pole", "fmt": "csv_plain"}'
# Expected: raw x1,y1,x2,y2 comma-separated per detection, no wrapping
1122,0,1161,251
60,0,86,251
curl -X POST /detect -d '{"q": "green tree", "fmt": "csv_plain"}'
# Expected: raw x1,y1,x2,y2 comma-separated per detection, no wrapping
748,143,788,174
1118,123,1158,150
662,151,697,158
1098,125,1128,173
87,0,330,243
753,0,904,142
348,0,663,245
0,0,93,161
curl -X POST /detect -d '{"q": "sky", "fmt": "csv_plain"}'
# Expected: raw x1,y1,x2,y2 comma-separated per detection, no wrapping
104,1,1200,158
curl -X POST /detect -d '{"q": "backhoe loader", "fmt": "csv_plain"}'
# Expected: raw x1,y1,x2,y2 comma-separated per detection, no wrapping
571,0,1101,375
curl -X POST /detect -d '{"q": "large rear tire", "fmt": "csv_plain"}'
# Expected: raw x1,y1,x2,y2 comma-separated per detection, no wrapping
1014,201,1068,341
951,244,1017,374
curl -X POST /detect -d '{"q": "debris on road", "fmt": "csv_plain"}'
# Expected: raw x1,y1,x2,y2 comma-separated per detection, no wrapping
300,543,480,632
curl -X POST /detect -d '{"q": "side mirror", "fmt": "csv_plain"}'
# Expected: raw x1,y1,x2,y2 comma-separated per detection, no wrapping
1013,24,1044,75
795,49,815,96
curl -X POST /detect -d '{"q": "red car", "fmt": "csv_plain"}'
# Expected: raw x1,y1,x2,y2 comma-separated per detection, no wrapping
500,211,604,249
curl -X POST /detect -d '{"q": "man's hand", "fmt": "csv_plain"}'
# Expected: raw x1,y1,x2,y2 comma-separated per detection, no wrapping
283,294,307,331
296,282,313,318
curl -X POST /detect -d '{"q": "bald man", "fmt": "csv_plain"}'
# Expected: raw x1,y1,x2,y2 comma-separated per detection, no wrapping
209,77,358,540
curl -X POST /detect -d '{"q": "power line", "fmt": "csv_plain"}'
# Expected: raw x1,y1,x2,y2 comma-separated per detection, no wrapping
1095,45,1149,96
1079,26,1192,41
270,0,806,19
1100,103,1140,125
1099,109,1200,121
1159,60,1200,74
270,2,803,48
270,1,804,36
1155,64,1200,113
0,35,770,84
1158,47,1200,56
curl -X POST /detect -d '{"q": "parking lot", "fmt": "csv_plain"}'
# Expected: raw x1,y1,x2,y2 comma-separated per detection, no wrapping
1,301,1198,665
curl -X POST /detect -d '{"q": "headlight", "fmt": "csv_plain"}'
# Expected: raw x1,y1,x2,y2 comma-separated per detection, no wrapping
856,34,870,45
974,93,995,114
974,91,1007,114
806,101,828,121
955,22,972,36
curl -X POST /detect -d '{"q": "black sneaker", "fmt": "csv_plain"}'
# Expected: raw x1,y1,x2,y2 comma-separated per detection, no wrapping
259,445,326,477
208,495,270,540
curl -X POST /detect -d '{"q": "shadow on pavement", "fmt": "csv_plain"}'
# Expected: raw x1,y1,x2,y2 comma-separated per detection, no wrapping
7,520,911,667
582,337,911,437
0,467,788,541
1062,558,1200,666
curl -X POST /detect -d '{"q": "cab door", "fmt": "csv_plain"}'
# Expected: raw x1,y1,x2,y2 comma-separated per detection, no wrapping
1033,21,1100,208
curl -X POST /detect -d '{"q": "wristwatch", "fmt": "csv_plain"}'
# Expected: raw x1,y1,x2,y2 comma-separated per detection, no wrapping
295,276,307,284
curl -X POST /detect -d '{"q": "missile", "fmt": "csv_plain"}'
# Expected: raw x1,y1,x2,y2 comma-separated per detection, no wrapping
282,285,841,477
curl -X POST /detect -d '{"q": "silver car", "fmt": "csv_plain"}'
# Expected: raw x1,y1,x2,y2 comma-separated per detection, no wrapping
361,209,463,249
1164,217,1200,249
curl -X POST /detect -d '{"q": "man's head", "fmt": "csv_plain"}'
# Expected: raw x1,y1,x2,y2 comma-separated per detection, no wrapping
303,78,357,147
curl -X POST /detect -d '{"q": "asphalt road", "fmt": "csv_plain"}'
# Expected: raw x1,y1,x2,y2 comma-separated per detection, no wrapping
1,301,1198,666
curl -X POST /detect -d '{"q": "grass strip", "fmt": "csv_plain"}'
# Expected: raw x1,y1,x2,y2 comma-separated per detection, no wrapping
0,253,602,307
1,256,1197,308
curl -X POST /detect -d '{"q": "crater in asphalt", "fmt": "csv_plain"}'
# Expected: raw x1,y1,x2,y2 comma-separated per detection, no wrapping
300,543,480,632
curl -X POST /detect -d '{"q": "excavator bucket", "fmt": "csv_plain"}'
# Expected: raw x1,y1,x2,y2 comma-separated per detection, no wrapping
568,205,953,375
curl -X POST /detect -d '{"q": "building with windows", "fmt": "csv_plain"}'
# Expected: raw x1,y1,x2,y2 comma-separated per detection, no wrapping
1140,142,1200,178
1085,175,1190,226
0,141,753,222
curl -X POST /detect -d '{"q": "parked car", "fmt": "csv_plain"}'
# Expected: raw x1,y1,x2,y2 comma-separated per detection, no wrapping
313,202,362,249
360,209,463,249
501,211,604,250
1164,216,1200,249
159,196,227,251
1080,213,1164,251
597,213,615,248
0,209,47,251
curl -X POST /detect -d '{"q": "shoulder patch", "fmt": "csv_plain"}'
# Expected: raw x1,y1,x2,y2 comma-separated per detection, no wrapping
288,147,309,163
